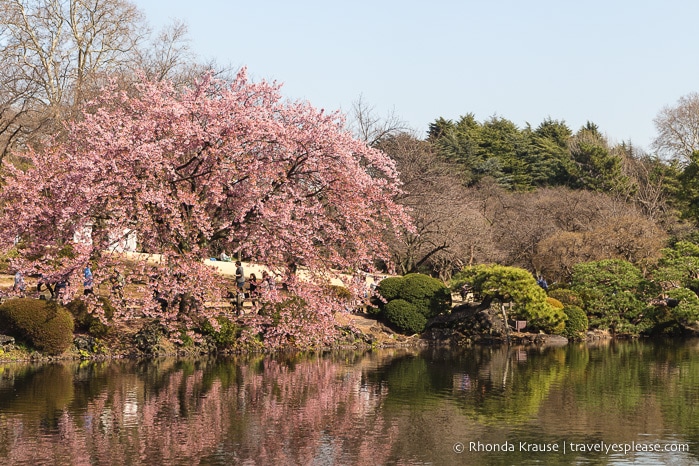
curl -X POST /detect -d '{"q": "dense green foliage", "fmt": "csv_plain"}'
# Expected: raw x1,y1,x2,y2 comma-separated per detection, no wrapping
677,152,699,222
428,116,631,192
652,241,699,293
374,276,404,302
644,288,699,336
562,305,588,340
382,299,426,335
570,259,653,334
665,287,699,323
199,316,241,350
547,289,583,307
398,274,452,317
452,264,566,333
549,248,699,336
0,299,74,355
375,273,451,334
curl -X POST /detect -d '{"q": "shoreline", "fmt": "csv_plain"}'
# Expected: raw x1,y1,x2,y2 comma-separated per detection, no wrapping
0,274,625,363
0,308,618,364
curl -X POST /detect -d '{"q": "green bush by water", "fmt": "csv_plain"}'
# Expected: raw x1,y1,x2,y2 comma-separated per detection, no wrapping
562,305,588,340
375,273,451,334
0,298,74,355
383,299,427,335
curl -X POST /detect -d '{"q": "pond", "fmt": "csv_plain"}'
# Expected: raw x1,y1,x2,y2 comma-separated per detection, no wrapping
1,340,699,465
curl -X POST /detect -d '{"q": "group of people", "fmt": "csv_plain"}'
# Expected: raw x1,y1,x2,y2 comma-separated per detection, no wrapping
10,258,282,315
10,265,119,301
231,261,277,315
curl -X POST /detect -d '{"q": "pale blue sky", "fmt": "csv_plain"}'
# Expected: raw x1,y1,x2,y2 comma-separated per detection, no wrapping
133,0,699,151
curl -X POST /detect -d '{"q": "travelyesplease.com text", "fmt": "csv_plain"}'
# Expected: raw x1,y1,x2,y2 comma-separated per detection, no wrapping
454,440,690,455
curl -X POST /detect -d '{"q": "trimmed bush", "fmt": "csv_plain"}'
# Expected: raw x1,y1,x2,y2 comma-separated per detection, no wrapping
375,277,404,302
562,305,588,340
0,298,74,355
383,299,426,335
374,273,451,334
399,274,452,319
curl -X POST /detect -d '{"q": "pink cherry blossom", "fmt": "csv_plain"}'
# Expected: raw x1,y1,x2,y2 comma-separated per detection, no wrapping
0,70,411,348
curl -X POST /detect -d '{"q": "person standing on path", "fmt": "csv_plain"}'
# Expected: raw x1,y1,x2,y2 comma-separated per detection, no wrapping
235,261,245,314
235,261,245,290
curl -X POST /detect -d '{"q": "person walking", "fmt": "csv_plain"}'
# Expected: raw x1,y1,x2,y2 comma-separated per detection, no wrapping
84,265,94,295
13,271,26,297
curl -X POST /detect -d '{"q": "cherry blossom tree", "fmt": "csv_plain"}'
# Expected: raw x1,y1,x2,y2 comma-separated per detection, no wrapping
0,69,409,347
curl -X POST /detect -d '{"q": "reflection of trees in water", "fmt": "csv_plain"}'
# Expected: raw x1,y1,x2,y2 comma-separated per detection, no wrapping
3,342,699,464
539,339,699,453
0,352,398,465
368,345,568,424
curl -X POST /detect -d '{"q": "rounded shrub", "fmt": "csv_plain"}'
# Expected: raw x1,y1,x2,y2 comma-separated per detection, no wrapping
0,298,74,355
373,273,451,334
562,305,588,340
383,299,427,334
375,277,404,302
399,273,452,319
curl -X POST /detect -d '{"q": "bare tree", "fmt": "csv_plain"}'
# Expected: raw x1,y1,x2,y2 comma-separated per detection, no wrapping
535,213,666,282
528,189,667,282
377,134,498,280
132,19,231,87
1,0,147,112
621,148,672,222
350,95,409,147
0,0,221,162
0,74,47,159
0,0,150,161
652,92,699,164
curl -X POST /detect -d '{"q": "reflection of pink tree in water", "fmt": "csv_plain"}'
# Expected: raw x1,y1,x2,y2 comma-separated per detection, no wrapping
235,357,398,464
0,356,398,464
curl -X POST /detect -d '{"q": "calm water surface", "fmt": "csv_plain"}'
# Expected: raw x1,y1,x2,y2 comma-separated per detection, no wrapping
1,340,699,465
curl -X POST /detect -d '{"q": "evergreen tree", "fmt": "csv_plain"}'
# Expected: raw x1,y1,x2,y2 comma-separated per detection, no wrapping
569,122,629,192
525,118,576,186
677,151,699,223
